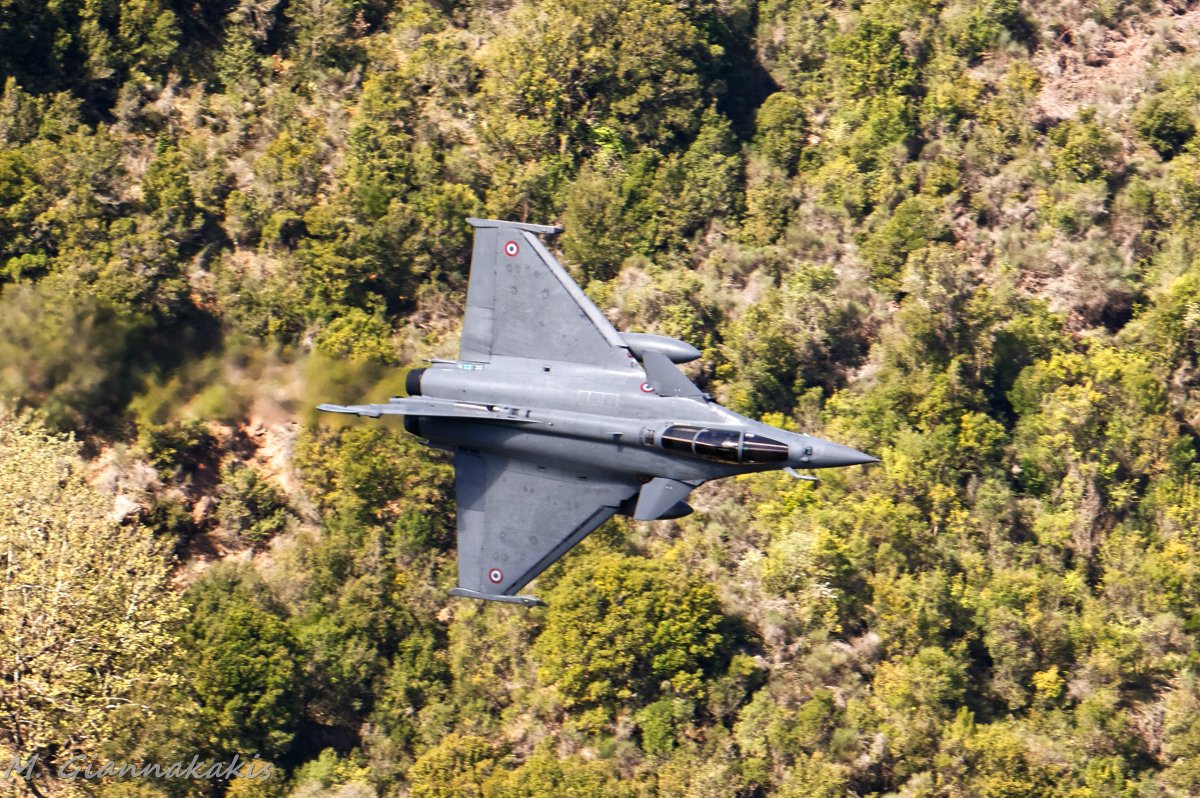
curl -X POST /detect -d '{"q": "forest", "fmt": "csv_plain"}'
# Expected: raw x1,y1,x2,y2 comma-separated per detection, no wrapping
4,0,1200,795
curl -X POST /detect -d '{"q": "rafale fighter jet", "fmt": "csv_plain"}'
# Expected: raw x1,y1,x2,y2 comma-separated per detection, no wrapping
318,218,878,606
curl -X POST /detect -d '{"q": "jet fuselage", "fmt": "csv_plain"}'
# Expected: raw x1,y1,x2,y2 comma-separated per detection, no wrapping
407,354,876,491
318,217,877,604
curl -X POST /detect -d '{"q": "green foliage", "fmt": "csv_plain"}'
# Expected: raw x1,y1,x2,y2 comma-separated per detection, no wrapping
775,752,849,798
635,697,694,756
217,461,291,543
831,11,917,103
483,747,639,798
173,564,303,762
1035,179,1110,236
371,624,450,750
1131,263,1200,367
718,263,869,414
0,280,144,430
0,145,46,277
534,552,731,716
138,418,214,473
0,0,179,99
1010,347,1189,508
873,645,969,776
289,748,374,796
257,127,323,214
561,155,645,281
8,1,1200,794
142,137,201,238
860,195,953,284
1050,109,1121,182
755,92,808,174
935,713,1057,797
755,0,833,94
347,72,415,218
406,734,495,798
941,0,1024,63
1162,674,1200,792
314,308,399,364
291,423,451,735
821,4,923,194
641,106,743,253
0,413,184,794
286,0,367,73
479,0,714,160
1134,94,1196,159
290,523,443,728
296,422,453,534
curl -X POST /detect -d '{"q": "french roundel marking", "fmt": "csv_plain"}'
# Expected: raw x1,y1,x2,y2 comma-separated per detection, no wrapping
504,241,519,257
640,382,654,393
488,568,504,584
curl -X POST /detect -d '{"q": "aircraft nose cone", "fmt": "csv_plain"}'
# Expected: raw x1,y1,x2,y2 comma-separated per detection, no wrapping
801,439,881,469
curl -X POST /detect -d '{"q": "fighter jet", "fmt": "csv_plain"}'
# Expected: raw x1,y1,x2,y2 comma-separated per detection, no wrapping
319,218,878,606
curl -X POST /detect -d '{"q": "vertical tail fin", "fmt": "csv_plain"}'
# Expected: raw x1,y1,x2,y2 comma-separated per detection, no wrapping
459,218,630,367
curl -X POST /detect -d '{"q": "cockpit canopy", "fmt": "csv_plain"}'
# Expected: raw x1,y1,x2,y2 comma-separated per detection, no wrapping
659,425,790,464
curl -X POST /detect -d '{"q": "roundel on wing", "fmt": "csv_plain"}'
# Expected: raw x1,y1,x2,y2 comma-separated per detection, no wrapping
488,567,504,584
504,241,519,257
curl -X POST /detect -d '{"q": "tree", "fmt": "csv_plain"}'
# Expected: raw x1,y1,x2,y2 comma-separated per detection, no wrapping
171,564,303,763
483,746,638,798
872,646,968,778
217,461,292,544
478,0,714,160
0,412,183,795
860,196,953,285
755,92,808,174
533,551,730,717
405,734,495,798
1134,94,1195,160
1049,109,1121,183
1010,348,1190,520
0,280,143,431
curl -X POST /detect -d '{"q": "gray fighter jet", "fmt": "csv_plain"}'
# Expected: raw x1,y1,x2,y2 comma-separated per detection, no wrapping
319,218,878,606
